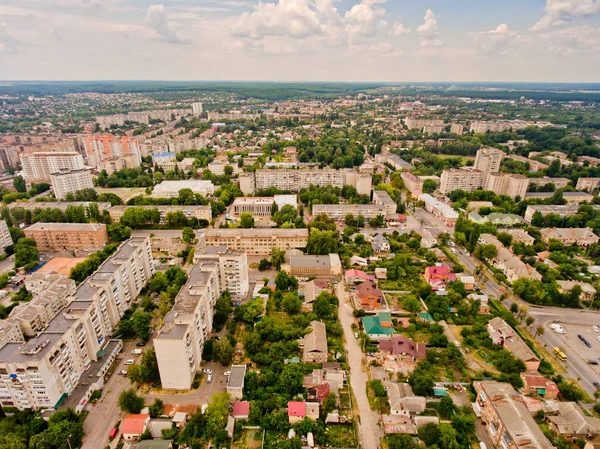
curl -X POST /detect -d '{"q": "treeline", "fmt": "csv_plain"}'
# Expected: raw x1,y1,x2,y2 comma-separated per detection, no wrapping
70,244,117,283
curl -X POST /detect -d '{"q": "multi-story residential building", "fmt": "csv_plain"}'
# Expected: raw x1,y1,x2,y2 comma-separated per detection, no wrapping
372,190,397,216
97,154,141,175
193,246,250,300
0,237,153,410
401,172,424,196
20,152,85,182
82,135,141,168
439,168,487,194
485,173,529,200
419,194,459,226
152,152,177,171
0,220,13,249
575,177,600,191
0,320,24,350
311,204,388,221
577,156,600,167
450,124,464,135
556,280,597,303
298,321,327,363
473,381,554,449
524,191,593,203
230,195,297,218
207,161,239,176
96,108,191,129
108,205,212,224
469,121,514,133
375,153,414,171
540,227,600,246
523,204,580,223
474,147,504,173
284,254,342,278
505,154,548,172
404,118,444,131
203,228,309,255
527,177,571,189
154,261,221,390
6,201,112,216
50,168,94,200
24,223,109,251
192,102,203,115
152,180,215,198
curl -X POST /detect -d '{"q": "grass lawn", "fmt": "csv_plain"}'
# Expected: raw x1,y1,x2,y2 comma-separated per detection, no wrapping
323,425,358,448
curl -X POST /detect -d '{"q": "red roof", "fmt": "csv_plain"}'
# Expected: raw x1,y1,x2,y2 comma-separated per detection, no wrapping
233,401,250,417
345,269,368,280
121,414,149,435
315,383,331,402
379,335,427,359
288,401,306,417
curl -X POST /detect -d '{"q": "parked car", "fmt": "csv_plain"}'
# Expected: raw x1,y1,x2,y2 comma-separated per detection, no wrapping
207,374,212,383
354,332,359,339
597,336,600,342
578,334,585,341
118,369,128,375
136,341,146,347
588,360,599,365
203,368,213,374
594,326,600,333
585,340,592,348
124,359,135,365
594,382,600,390
224,371,231,376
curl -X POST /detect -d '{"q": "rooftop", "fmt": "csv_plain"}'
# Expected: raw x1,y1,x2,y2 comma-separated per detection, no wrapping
25,222,106,232
228,365,247,389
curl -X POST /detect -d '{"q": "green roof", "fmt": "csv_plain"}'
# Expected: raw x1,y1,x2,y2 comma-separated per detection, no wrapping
433,387,448,397
362,316,393,336
378,312,392,323
417,312,434,322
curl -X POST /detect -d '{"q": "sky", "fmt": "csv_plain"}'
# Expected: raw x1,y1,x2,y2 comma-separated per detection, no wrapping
0,0,599,82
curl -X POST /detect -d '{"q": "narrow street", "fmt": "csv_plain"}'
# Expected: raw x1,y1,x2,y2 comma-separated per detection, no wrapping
337,283,381,449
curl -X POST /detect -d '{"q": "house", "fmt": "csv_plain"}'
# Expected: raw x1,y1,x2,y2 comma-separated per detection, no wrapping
303,368,345,394
233,401,250,419
486,213,524,226
547,402,600,440
355,281,384,309
372,234,391,253
430,248,447,261
466,294,490,314
423,266,456,290
556,280,597,302
540,227,600,246
121,414,150,440
459,275,476,291
487,317,540,371
300,280,327,307
298,321,328,363
362,315,394,340
288,402,319,424
500,229,535,245
374,268,388,280
345,269,370,284
379,335,426,361
384,382,426,416
490,247,542,283
521,372,559,399
147,419,173,439
473,381,555,449
349,255,368,267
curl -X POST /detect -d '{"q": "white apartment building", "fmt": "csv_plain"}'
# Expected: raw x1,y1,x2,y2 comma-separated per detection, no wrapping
204,228,309,255
401,172,424,195
485,173,529,200
404,118,444,131
230,195,298,217
20,152,85,182
192,102,203,115
469,121,513,134
575,178,600,191
152,180,215,198
523,204,580,223
439,168,487,194
207,161,239,176
0,237,154,410
312,204,388,221
372,190,397,216
50,168,94,200
194,246,250,300
154,262,221,390
82,135,141,168
0,220,13,249
474,147,504,173
108,205,212,224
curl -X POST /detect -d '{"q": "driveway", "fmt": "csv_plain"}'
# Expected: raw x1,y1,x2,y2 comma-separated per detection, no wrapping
337,283,381,449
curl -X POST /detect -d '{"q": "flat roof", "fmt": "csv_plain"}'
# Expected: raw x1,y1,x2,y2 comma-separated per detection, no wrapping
228,365,247,389
25,223,106,232
205,228,308,238
7,202,112,211
290,254,340,268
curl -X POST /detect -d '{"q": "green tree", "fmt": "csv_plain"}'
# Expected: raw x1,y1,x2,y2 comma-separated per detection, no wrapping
107,223,132,242
387,434,417,449
306,229,339,255
275,270,298,291
149,398,164,418
239,212,255,228
13,175,26,193
132,311,151,341
271,247,286,270
213,291,233,328
282,293,302,314
14,238,38,268
118,389,145,414
214,338,235,366
182,227,195,243
437,396,457,419
475,244,498,261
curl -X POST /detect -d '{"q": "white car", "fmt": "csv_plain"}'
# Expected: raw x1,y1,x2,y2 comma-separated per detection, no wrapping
597,336,600,342
593,326,599,333
124,359,135,365
203,368,213,374
207,374,212,383
118,370,128,376
224,371,231,377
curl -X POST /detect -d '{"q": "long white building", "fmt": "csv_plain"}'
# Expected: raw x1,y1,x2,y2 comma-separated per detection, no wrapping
152,180,215,198
20,152,86,182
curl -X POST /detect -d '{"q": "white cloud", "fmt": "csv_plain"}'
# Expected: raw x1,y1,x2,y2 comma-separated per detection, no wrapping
537,25,600,52
417,9,442,47
344,0,387,42
532,0,600,31
145,4,186,44
470,23,519,56
0,22,23,53
392,21,410,36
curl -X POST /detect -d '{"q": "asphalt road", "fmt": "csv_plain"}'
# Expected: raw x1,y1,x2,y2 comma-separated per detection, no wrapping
337,282,381,449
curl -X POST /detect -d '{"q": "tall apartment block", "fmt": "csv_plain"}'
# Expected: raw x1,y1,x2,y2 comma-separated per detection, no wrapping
474,147,504,173
20,152,85,182
194,246,250,300
24,223,109,251
440,168,487,194
203,228,309,256
50,168,94,200
0,237,154,410
192,102,204,115
82,135,141,168
485,173,530,200
0,220,13,250
154,262,221,390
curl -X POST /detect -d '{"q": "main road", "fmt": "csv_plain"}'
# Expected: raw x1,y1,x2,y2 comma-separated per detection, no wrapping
337,282,381,449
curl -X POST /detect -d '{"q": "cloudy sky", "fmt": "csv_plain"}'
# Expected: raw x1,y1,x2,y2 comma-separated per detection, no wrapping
0,0,599,82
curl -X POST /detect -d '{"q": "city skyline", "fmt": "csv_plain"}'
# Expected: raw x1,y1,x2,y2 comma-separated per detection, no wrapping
0,0,600,82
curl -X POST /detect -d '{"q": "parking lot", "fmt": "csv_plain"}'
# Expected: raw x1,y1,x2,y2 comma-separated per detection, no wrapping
550,323,600,368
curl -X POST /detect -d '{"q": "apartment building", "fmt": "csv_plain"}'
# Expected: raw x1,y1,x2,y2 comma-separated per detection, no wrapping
97,154,141,175
419,194,459,226
439,168,487,194
575,177,600,191
404,118,444,131
152,152,176,171
469,121,513,133
204,228,309,255
207,161,239,176
523,204,580,223
154,261,221,390
0,320,24,350
0,237,154,410
20,152,85,182
192,102,203,115
311,204,388,221
505,154,548,172
401,172,424,196
372,190,397,216
6,201,111,216
527,177,571,189
230,195,298,218
284,254,342,278
50,168,94,200
473,381,554,449
82,135,141,168
0,220,13,249
152,180,215,198
524,191,593,203
193,246,250,300
450,124,464,135
577,156,600,167
485,173,529,200
540,227,600,246
474,147,504,173
96,108,191,129
24,223,109,251
108,205,212,224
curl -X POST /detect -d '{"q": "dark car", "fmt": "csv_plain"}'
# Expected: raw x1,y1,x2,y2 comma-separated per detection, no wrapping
585,340,592,348
588,360,599,365
578,334,585,341
593,382,600,390
136,342,146,347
